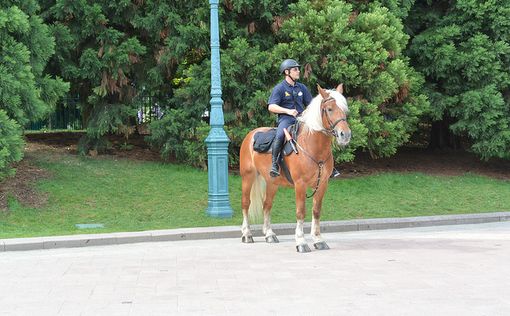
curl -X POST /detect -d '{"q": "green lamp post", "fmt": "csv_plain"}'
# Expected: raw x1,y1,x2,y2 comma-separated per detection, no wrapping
205,0,233,217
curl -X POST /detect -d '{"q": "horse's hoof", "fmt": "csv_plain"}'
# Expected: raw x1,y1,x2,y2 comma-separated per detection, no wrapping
242,235,254,243
265,235,279,243
313,241,330,250
296,244,311,253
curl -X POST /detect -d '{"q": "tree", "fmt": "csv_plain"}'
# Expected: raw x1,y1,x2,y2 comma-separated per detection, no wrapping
145,0,283,165
0,0,68,180
44,0,428,166
45,0,150,153
272,0,429,161
147,0,428,165
0,110,24,180
407,0,510,159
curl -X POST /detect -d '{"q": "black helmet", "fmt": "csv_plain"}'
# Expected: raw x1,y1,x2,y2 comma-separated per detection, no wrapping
279,59,300,74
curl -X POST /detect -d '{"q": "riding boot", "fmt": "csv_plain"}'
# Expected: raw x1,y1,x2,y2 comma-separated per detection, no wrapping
330,167,341,178
270,137,284,177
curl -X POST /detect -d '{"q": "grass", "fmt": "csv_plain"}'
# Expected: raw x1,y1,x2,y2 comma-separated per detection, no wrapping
1,150,509,238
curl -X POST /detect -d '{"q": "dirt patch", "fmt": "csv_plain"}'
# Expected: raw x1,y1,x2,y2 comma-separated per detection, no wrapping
339,148,510,180
25,132,162,162
0,146,51,211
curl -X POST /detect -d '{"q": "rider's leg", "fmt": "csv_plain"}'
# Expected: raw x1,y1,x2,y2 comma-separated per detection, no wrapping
270,117,294,177
269,134,284,177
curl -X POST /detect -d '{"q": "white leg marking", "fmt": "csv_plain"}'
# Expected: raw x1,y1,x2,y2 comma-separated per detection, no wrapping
295,219,306,246
242,214,252,237
263,213,276,238
311,217,323,243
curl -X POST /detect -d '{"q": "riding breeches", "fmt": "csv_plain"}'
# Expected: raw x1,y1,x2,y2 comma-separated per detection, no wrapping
275,116,296,142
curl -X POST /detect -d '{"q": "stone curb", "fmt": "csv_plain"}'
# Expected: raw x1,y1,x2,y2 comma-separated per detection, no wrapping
1,212,509,252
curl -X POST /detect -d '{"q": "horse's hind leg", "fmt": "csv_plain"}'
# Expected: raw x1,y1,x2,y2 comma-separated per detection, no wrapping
241,170,255,243
263,183,279,243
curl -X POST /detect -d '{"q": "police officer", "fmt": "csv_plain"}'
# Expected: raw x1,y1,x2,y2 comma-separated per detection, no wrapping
267,59,342,178
267,59,312,177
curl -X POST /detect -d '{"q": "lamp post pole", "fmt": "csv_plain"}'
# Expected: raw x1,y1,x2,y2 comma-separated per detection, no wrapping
205,0,233,218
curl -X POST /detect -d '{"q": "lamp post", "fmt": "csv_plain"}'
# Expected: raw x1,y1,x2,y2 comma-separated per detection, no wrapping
205,0,233,218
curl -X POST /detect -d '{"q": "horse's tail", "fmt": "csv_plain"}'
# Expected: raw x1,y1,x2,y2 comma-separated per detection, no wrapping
248,172,266,223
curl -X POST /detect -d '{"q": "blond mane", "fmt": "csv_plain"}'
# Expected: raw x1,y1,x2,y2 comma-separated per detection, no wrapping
298,90,348,133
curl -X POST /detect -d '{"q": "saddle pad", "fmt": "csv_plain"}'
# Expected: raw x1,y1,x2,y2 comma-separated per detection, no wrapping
253,129,276,153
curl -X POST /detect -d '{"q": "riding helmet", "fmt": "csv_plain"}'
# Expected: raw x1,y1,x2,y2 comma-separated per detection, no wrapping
279,59,300,74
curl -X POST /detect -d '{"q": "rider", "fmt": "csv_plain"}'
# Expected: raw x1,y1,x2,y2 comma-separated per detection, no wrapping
267,59,311,177
267,59,341,178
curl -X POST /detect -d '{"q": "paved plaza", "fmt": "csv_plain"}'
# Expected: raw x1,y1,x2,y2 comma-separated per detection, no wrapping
1,221,509,316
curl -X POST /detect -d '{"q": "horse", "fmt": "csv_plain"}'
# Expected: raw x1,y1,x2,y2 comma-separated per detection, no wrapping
239,84,351,252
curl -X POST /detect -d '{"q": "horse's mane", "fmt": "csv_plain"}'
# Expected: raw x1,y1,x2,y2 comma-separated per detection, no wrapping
298,90,349,133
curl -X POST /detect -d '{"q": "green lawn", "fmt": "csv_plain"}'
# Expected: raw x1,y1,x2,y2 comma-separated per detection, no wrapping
1,150,509,238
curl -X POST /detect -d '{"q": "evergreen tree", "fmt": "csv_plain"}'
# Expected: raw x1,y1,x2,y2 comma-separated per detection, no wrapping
45,0,147,152
45,0,428,165
144,0,290,165
407,0,510,159
45,1,215,155
149,0,429,164
273,0,429,160
0,0,68,180
0,110,24,180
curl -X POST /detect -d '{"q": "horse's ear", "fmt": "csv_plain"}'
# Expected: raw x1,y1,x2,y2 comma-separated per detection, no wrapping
317,84,328,98
336,83,344,94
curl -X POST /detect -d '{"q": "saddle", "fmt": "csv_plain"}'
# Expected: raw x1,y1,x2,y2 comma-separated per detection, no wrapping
252,122,300,155
252,123,301,184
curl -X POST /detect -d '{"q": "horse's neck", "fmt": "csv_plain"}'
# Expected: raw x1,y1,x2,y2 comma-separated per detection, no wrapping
298,125,332,159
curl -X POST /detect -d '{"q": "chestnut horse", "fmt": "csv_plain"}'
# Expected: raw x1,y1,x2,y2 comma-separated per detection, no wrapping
239,84,351,252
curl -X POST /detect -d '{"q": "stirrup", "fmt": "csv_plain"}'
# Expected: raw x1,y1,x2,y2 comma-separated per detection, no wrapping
330,168,341,178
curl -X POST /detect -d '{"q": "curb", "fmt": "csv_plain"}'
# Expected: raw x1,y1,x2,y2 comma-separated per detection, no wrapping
1,212,510,252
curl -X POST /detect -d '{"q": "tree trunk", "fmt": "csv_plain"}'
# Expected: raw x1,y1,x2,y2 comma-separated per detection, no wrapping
428,117,461,150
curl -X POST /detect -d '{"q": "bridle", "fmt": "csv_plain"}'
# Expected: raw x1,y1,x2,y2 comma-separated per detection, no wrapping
320,96,347,137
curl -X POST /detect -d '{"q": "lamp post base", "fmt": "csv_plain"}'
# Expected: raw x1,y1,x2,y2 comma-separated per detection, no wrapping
206,198,233,218
205,127,233,218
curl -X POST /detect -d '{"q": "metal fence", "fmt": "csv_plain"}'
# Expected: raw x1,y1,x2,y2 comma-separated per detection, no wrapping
135,94,164,124
26,97,82,131
26,94,167,132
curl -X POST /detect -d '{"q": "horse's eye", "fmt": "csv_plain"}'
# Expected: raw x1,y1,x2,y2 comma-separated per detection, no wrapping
327,107,333,112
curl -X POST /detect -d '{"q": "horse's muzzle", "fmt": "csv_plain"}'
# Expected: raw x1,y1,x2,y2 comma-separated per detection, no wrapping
336,129,351,146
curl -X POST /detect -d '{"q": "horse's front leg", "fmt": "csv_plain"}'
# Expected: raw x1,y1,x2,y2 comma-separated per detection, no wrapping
311,186,330,250
263,183,279,243
295,182,311,253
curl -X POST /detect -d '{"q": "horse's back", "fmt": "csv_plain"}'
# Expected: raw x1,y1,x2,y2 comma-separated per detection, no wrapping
240,127,272,153
239,127,272,176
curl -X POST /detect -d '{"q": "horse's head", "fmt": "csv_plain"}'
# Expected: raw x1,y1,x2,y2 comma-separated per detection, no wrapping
317,84,351,146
